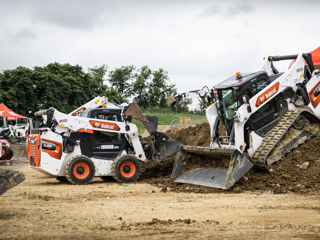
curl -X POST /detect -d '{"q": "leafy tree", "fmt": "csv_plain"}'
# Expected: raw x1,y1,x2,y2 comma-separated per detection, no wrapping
32,63,93,113
0,67,35,116
0,63,179,117
108,65,135,101
173,99,191,113
199,98,208,112
88,65,124,103
132,66,152,108
149,68,176,108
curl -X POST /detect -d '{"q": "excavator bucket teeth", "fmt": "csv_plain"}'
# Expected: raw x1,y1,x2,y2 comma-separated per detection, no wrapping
124,102,147,122
171,146,253,190
0,169,25,195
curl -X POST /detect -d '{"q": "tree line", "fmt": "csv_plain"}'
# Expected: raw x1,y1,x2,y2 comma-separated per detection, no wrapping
0,63,187,116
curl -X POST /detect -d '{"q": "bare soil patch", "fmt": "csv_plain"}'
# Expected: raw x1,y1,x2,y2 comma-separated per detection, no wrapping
142,123,320,194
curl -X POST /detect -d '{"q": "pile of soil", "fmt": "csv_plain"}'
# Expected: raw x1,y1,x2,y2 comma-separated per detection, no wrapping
141,123,320,194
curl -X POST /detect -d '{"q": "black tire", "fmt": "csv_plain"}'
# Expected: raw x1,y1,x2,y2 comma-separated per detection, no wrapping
64,155,95,184
0,146,11,160
56,176,68,183
111,155,141,183
5,148,13,160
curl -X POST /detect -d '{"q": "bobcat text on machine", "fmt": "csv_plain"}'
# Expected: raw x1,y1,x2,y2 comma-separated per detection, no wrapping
169,52,320,189
28,97,180,184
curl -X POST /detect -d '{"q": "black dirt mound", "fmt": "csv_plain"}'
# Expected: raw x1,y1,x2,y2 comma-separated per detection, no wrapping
141,123,320,194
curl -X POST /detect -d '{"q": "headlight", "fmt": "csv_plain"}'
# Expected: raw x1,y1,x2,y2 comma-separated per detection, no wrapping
42,140,56,150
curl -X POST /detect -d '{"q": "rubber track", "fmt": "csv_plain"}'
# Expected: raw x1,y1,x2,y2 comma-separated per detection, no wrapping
252,109,301,168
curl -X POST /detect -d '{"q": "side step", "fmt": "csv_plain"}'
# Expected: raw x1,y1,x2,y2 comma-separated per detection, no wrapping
171,146,253,190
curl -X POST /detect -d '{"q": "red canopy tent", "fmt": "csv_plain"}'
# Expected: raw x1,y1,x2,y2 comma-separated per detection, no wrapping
310,46,320,68
0,104,27,121
289,46,320,69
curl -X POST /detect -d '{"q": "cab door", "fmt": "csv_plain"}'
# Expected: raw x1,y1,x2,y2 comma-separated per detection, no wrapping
89,112,127,159
245,76,279,136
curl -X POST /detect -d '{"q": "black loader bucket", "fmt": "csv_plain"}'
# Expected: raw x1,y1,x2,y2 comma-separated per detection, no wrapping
151,132,181,160
0,169,25,195
125,102,181,161
171,145,253,190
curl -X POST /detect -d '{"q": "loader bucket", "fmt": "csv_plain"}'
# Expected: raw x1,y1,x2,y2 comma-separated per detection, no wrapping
168,96,177,108
171,146,253,190
151,132,181,161
124,102,147,122
157,137,181,160
0,169,25,195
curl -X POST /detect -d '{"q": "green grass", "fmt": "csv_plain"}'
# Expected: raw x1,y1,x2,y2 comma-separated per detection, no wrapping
132,111,206,134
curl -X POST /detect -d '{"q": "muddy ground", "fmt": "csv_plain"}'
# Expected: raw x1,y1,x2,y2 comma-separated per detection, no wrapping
1,124,320,239
142,123,320,194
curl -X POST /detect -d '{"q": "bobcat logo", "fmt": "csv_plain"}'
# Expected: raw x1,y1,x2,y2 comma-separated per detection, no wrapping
256,82,279,107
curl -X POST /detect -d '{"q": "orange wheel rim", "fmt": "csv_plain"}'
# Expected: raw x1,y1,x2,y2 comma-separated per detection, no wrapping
73,162,90,179
120,161,136,178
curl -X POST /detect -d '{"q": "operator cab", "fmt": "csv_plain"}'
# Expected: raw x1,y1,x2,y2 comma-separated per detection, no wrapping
214,71,284,143
74,107,129,160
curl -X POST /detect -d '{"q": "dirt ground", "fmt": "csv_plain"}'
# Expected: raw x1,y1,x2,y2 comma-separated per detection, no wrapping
0,160,319,239
1,124,320,239
142,123,320,194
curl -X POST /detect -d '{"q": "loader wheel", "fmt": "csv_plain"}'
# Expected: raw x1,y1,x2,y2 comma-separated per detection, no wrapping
6,148,13,160
111,155,141,183
293,115,308,130
0,146,11,160
64,155,95,184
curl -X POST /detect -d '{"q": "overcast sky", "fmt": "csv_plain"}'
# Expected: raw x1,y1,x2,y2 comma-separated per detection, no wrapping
0,0,319,93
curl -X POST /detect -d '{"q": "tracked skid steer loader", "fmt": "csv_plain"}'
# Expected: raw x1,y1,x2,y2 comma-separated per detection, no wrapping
170,53,320,189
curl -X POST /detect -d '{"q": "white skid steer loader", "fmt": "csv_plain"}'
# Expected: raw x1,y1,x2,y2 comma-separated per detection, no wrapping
170,52,320,189
28,98,180,184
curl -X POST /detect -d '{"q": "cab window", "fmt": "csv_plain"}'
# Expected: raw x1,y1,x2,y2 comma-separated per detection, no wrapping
95,114,119,121
80,111,89,118
249,79,268,96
